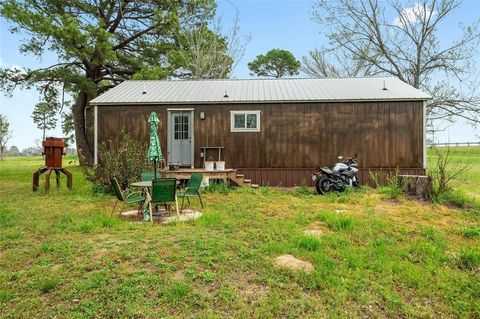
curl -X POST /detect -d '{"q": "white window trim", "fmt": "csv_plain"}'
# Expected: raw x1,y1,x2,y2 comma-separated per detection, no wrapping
230,110,261,132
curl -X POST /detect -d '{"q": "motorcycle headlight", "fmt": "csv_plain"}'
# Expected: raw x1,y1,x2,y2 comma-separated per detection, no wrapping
311,175,317,182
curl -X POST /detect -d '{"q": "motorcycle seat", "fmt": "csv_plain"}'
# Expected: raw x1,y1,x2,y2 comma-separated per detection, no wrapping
320,167,333,174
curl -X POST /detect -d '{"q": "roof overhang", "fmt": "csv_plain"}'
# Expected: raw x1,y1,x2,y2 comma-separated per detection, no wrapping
90,97,430,106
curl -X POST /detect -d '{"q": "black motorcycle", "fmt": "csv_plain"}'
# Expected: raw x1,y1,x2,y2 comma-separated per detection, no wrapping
311,155,360,194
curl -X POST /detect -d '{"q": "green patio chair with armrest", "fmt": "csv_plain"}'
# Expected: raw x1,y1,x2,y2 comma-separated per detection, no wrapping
151,178,179,218
141,172,156,181
179,172,204,212
110,177,145,216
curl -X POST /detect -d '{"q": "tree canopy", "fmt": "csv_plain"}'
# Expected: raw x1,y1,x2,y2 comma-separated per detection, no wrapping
32,102,57,141
307,0,480,132
248,49,301,78
0,0,231,165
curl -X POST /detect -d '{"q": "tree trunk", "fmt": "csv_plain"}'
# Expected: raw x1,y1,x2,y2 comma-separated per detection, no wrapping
397,175,432,200
73,91,93,166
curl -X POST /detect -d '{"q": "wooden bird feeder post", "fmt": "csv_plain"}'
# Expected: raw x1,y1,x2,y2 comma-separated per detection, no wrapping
32,137,73,193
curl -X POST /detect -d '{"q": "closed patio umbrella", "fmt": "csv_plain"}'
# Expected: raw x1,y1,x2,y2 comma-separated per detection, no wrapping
147,112,163,179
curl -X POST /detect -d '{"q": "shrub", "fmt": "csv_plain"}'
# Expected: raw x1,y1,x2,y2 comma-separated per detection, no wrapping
378,173,403,200
203,180,230,194
428,146,471,198
83,132,150,193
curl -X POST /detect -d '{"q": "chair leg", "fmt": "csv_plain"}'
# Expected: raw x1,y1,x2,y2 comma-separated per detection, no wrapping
180,196,185,213
198,193,204,209
111,200,118,216
118,202,126,217
175,196,180,218
149,202,153,224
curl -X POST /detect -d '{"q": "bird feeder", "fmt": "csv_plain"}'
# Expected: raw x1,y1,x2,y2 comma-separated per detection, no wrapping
32,137,73,193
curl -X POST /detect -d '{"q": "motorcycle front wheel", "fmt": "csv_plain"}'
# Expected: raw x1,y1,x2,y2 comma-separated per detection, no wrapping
353,176,361,188
315,176,333,194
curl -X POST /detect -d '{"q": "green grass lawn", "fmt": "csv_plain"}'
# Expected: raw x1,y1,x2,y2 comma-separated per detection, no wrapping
0,152,479,318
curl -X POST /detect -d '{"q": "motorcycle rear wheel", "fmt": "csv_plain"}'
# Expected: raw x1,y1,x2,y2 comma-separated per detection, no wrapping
315,176,333,194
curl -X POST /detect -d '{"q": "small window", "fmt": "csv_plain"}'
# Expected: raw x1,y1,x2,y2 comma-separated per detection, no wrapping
230,111,261,132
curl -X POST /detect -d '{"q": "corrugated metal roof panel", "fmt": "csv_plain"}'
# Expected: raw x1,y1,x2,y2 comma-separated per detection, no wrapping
90,77,430,105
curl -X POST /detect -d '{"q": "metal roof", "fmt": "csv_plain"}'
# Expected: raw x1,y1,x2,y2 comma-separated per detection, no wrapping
90,77,430,105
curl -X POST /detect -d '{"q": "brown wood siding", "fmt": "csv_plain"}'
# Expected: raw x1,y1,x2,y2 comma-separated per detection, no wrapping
96,101,424,176
237,167,426,187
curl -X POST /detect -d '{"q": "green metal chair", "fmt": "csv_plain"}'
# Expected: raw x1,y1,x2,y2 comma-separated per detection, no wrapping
110,177,145,216
141,172,156,181
151,178,179,218
179,172,204,212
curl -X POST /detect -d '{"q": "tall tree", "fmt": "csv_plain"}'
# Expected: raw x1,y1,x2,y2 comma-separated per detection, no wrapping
0,0,217,165
174,14,250,79
248,49,301,78
32,102,57,141
0,114,12,160
61,108,75,147
310,0,480,130
8,145,20,156
302,48,379,78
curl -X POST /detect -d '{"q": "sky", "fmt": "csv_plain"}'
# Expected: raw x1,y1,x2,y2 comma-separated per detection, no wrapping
0,0,479,149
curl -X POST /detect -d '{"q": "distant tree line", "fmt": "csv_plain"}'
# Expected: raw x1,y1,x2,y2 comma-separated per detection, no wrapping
2,145,76,158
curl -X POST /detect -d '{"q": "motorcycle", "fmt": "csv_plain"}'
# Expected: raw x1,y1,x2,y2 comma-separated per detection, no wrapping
311,155,360,194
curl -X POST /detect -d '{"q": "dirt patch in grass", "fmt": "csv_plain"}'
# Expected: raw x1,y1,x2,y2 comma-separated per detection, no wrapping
173,269,185,280
304,221,330,237
274,255,314,273
239,284,270,299
91,247,109,261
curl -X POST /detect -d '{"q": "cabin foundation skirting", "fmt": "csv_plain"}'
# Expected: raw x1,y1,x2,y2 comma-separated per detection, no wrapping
236,168,427,187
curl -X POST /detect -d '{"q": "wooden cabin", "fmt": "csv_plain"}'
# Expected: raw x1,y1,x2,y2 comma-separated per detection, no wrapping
89,77,430,186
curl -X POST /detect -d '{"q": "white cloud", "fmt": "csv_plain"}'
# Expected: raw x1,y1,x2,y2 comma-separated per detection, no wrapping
393,3,435,26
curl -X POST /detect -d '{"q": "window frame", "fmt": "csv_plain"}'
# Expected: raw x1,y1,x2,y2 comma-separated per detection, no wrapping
230,110,261,132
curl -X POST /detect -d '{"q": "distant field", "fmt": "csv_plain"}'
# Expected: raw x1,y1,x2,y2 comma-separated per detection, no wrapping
427,146,480,197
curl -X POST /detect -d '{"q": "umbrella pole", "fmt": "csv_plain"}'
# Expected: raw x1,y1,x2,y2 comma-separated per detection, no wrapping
154,158,157,179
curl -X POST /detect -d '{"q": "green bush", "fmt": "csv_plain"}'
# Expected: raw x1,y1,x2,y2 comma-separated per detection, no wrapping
83,132,150,193
203,180,230,194
378,174,403,200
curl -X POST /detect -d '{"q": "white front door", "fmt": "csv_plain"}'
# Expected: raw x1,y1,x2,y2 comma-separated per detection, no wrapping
169,111,193,167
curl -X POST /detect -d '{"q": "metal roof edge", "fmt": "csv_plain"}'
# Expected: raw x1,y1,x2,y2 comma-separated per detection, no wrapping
90,97,430,106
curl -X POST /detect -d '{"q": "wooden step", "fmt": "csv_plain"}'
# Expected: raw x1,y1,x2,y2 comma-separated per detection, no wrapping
251,184,259,189
243,179,251,183
236,174,244,178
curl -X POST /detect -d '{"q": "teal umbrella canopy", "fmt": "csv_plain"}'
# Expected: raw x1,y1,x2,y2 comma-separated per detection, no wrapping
147,112,163,163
